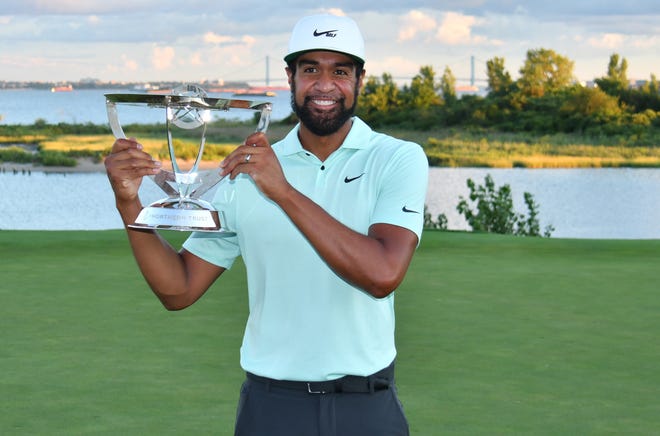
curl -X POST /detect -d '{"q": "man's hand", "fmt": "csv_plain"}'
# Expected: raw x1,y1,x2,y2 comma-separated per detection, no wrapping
104,138,162,205
219,132,292,201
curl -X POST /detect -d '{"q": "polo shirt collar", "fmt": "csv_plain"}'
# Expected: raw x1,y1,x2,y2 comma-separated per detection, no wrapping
277,117,373,157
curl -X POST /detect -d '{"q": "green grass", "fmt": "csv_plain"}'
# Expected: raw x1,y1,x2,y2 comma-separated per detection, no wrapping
1,230,659,435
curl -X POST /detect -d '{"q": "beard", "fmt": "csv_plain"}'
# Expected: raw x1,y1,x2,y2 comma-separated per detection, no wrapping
290,81,358,137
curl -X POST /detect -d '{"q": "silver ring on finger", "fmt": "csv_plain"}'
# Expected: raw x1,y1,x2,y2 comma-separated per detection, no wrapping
245,153,252,163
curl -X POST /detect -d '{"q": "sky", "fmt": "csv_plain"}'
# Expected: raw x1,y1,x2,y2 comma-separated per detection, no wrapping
0,1,658,87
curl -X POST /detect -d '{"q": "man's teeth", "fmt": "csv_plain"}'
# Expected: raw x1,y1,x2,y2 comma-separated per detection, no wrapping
313,100,334,106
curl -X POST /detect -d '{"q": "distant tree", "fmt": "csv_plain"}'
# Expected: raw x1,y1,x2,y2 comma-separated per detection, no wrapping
486,56,514,96
439,66,457,105
622,73,660,113
358,72,402,124
559,86,622,127
647,74,659,95
517,48,575,97
595,53,629,96
402,65,441,109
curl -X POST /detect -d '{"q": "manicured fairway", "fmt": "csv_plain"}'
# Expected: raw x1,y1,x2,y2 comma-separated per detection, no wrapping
1,230,658,435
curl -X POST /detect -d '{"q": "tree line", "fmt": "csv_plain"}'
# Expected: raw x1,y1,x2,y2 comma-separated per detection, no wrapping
356,50,659,140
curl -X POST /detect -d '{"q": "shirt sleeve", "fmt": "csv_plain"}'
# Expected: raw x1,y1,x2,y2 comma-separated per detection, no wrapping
370,141,429,241
182,180,242,269
183,231,240,269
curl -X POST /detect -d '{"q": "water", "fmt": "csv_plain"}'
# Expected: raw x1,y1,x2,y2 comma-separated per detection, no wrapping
425,168,660,239
0,171,162,231
0,88,293,125
1,88,658,238
1,168,658,239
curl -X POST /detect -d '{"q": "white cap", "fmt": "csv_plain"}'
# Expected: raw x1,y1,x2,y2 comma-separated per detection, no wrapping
284,14,365,65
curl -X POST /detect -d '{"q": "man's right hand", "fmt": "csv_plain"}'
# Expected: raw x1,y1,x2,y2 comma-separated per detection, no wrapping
104,138,162,205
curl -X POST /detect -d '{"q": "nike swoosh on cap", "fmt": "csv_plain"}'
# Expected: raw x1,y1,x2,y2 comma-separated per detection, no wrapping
402,206,420,214
313,29,338,37
344,173,365,183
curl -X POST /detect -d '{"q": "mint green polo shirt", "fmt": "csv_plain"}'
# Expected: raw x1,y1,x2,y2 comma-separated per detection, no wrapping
183,117,428,381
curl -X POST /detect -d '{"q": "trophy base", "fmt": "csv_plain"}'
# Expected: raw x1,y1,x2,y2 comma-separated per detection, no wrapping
128,199,231,233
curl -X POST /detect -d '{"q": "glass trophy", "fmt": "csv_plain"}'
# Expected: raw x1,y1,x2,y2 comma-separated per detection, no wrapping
105,84,271,232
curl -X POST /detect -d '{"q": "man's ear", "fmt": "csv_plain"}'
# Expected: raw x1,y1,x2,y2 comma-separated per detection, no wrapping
357,68,366,90
285,66,294,86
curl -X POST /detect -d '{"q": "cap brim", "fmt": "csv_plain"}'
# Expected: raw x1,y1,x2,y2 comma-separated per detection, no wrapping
284,49,364,65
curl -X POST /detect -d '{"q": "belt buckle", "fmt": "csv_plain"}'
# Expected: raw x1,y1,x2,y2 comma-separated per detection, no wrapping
307,382,327,394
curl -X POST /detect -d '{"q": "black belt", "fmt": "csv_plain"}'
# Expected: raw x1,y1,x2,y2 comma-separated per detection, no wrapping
246,361,395,394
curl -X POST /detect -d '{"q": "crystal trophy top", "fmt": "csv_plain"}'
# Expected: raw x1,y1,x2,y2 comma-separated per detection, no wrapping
105,84,272,232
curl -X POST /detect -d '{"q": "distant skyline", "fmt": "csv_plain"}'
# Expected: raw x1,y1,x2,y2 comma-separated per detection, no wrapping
0,1,658,86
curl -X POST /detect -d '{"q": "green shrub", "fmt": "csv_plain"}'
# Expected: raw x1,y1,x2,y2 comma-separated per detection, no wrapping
457,174,553,237
36,150,77,167
0,146,33,163
423,205,448,230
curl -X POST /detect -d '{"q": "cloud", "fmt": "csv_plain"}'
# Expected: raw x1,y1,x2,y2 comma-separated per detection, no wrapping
630,34,660,49
0,0,163,15
241,35,256,46
152,46,175,70
588,33,625,49
204,32,234,45
189,52,203,66
203,32,256,48
436,11,480,45
369,55,422,80
397,10,501,46
121,54,138,71
398,10,436,41
320,8,346,17
587,32,660,51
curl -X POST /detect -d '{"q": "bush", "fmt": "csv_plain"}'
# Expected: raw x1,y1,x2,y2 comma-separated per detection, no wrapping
0,146,33,163
424,205,448,230
36,150,77,167
457,174,553,237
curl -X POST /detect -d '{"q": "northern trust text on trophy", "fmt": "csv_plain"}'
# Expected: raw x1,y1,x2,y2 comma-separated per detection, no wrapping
106,84,272,232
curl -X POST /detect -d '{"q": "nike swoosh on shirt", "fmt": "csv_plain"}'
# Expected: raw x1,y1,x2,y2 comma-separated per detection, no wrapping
344,173,365,183
402,206,420,214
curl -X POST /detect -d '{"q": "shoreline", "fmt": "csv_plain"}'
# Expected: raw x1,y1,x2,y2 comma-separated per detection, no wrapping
0,158,105,174
2,156,659,174
0,158,224,174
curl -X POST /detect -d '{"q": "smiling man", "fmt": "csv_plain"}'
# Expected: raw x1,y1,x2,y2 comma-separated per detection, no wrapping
105,13,428,436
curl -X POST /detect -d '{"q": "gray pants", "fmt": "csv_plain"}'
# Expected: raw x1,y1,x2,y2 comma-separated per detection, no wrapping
234,365,409,436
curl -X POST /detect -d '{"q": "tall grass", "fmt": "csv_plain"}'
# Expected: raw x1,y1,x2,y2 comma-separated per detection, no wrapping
2,122,660,168
423,133,660,168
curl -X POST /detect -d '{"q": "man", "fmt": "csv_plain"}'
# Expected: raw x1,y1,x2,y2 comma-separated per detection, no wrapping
105,13,428,436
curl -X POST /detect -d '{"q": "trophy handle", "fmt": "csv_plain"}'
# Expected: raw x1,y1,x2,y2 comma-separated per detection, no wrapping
106,100,126,139
255,103,272,133
187,102,273,199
